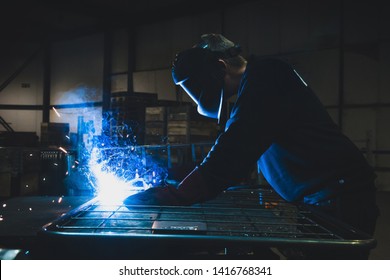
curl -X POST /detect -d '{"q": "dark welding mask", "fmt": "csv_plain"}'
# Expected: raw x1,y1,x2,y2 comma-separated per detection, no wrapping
172,46,241,121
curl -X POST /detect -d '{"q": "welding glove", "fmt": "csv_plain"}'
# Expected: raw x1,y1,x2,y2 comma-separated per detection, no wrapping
123,184,183,206
123,167,218,206
175,166,221,205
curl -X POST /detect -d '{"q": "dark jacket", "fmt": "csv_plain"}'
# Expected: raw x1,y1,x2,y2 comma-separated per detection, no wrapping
199,56,375,204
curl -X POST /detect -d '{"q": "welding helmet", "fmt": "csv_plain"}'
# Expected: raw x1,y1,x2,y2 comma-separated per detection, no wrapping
172,44,241,121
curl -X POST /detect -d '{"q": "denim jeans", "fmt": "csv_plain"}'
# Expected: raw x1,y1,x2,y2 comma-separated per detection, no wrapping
301,185,379,259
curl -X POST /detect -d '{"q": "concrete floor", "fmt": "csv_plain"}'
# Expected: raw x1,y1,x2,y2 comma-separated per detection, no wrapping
369,191,390,259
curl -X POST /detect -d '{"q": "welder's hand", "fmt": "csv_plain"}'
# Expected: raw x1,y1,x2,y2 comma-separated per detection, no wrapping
123,185,183,206
123,167,221,206
175,166,221,205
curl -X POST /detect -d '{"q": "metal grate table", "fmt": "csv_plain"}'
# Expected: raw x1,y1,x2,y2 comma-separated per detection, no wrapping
38,186,376,259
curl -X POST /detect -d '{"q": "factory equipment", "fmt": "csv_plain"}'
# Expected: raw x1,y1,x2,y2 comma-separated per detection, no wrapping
0,147,70,198
40,122,70,147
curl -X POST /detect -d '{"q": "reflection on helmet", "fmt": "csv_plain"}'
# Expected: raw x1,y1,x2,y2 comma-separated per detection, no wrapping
172,48,225,120
178,75,224,120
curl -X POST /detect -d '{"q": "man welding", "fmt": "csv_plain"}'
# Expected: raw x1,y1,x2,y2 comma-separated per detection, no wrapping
125,34,378,246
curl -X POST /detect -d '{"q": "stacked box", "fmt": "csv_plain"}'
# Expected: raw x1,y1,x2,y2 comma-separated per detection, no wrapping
20,173,40,196
190,121,218,143
143,103,218,145
109,92,159,145
167,105,191,144
0,132,39,147
0,172,11,197
19,149,42,196
22,149,41,172
39,149,68,195
41,122,70,146
144,106,167,145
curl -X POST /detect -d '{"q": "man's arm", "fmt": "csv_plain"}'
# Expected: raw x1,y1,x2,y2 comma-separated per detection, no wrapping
124,58,291,206
176,59,293,204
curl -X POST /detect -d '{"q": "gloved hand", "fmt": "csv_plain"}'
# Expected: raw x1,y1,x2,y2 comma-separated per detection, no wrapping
175,166,220,205
123,185,183,206
123,167,220,206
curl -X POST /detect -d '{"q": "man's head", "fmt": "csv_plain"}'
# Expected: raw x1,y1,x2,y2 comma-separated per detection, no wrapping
196,34,247,70
172,34,246,121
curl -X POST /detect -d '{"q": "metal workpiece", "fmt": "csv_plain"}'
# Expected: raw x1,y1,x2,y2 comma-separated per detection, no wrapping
38,186,376,259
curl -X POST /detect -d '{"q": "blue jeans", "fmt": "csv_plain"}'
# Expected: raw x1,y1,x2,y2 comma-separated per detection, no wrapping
312,184,379,236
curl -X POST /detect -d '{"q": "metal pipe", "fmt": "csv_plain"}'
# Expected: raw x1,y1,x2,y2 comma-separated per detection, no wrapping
42,43,51,123
127,27,136,94
338,0,345,129
102,30,113,115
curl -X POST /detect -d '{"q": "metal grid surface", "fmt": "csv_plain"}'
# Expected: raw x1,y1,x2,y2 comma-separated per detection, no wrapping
41,186,375,248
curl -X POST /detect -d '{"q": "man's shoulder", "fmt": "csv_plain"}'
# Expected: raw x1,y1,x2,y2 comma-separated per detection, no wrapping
248,55,291,70
244,55,293,80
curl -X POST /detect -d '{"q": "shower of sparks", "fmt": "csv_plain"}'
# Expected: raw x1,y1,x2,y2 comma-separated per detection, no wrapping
59,147,68,154
86,146,165,204
58,197,63,203
82,141,167,204
52,107,61,117
63,111,167,204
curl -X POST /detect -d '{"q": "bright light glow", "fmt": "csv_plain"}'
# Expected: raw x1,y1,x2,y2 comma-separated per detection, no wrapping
293,69,308,87
59,147,68,154
179,78,199,105
87,147,160,204
52,107,61,117
217,89,224,122
58,197,63,203
66,111,167,205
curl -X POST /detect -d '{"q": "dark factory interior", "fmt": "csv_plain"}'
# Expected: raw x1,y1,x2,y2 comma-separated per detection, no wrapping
0,0,389,260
